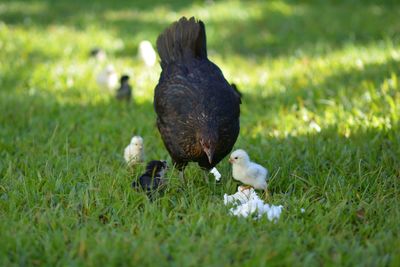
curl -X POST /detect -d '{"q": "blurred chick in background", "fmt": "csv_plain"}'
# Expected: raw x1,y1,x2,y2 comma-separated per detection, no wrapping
138,40,157,67
96,64,118,91
116,75,132,102
89,47,107,62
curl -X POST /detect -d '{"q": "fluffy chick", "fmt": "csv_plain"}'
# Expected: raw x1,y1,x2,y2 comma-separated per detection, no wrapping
132,160,168,200
89,47,107,61
138,40,157,67
124,136,145,166
116,75,132,101
229,149,268,190
96,64,118,91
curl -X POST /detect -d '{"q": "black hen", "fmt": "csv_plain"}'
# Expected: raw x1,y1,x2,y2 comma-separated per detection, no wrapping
154,17,241,173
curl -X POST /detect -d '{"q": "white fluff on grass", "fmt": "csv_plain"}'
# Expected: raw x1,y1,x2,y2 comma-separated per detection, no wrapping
210,167,221,181
224,186,283,221
138,40,157,67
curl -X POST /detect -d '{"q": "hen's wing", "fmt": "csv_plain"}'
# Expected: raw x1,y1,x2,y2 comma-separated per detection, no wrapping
154,65,203,162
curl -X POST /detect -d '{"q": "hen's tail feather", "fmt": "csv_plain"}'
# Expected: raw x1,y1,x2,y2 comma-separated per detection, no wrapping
157,17,207,66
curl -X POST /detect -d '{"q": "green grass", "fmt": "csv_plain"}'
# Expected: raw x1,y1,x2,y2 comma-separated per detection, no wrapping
0,0,400,266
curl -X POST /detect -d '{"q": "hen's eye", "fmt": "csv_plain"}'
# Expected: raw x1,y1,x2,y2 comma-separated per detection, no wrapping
234,157,238,159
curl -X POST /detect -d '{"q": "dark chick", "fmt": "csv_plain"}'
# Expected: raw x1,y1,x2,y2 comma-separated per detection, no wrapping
116,75,132,101
154,17,241,175
132,160,168,199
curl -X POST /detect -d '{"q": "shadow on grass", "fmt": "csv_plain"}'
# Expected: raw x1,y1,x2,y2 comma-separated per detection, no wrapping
0,0,399,58
210,1,400,58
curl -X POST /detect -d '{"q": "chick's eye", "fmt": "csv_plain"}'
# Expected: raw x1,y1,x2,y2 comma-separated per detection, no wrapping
234,157,238,159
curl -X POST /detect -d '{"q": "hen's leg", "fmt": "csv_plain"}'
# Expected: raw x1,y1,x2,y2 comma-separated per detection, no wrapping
179,171,185,181
173,161,187,183
197,159,213,184
202,170,210,184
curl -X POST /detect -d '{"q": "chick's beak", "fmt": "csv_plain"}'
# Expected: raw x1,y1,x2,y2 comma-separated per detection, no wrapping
229,158,233,164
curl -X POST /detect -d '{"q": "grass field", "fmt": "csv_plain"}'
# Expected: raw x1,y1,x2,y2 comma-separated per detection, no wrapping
0,0,400,266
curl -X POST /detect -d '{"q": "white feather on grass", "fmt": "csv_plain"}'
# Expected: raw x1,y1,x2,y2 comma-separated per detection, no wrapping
224,186,283,221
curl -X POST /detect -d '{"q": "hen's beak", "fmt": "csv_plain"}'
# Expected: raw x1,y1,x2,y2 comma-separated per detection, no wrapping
204,148,214,164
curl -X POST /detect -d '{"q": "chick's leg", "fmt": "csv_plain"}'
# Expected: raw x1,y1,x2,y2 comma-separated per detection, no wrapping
263,188,271,201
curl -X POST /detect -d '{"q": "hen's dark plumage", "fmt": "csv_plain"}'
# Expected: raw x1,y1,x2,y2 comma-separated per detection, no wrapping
154,17,241,172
